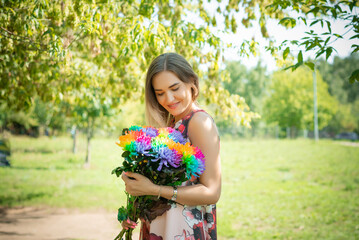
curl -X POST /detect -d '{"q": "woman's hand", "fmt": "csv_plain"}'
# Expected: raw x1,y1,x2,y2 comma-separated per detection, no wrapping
121,218,137,230
121,172,157,196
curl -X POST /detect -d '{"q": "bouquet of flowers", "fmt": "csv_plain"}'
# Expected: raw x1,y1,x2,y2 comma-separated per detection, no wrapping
112,126,206,240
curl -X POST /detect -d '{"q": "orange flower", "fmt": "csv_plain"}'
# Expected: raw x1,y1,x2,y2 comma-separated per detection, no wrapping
117,133,135,147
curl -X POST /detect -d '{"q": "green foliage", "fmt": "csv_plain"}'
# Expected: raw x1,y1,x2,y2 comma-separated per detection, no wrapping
327,103,358,132
317,55,359,133
0,98,67,135
318,55,359,104
1,0,358,139
1,136,359,239
224,61,269,111
264,67,338,131
0,0,255,127
265,0,359,81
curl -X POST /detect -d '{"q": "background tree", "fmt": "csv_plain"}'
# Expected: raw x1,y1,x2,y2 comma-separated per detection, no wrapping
262,0,359,82
0,0,255,125
318,55,359,103
317,54,359,134
264,67,338,138
1,0,358,147
0,0,255,165
222,61,269,136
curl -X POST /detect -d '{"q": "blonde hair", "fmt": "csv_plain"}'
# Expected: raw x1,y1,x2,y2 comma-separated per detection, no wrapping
145,53,199,127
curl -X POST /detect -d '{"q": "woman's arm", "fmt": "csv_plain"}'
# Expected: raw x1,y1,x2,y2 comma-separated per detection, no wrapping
122,112,221,206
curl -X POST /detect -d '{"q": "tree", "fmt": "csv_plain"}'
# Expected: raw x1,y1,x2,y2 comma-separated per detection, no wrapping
222,61,269,136
1,0,357,146
317,54,359,133
317,54,359,103
0,0,255,126
225,61,269,110
262,1,359,83
2,1,358,111
0,0,257,164
264,67,337,137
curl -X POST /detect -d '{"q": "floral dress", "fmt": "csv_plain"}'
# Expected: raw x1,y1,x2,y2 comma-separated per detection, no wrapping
139,109,217,240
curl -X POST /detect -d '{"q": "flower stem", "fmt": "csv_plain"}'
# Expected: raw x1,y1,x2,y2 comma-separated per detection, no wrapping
114,229,126,240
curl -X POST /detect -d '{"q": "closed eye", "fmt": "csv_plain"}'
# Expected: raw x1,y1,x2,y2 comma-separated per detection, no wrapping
172,87,179,91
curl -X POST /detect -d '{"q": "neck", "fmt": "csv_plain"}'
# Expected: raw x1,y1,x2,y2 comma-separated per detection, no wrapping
174,103,198,123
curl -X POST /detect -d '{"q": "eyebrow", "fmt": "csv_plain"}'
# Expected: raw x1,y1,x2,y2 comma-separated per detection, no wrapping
154,82,180,91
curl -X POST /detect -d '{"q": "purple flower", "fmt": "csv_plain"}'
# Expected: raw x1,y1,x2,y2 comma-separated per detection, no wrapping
151,146,181,171
142,127,159,138
135,141,151,154
169,130,186,144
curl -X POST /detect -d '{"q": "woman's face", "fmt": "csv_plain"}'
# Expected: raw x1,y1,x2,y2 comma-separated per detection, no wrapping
152,71,195,121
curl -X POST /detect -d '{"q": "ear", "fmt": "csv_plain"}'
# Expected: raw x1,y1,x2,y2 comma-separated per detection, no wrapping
191,84,198,100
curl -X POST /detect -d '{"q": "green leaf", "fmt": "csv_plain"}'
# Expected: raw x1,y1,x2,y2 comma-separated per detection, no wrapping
305,61,315,70
349,69,359,83
351,44,359,53
292,62,302,71
279,17,296,28
333,33,343,38
324,37,331,45
298,50,303,63
307,7,320,16
122,151,130,158
117,207,128,222
283,47,290,60
310,19,320,26
326,47,333,60
326,21,332,33
315,49,325,58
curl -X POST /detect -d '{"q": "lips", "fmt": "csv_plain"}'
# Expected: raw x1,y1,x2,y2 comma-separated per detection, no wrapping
168,102,180,110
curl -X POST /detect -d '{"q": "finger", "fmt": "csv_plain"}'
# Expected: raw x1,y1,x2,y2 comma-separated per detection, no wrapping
121,222,130,229
121,220,133,228
121,172,136,182
121,172,127,182
124,171,142,179
123,219,137,229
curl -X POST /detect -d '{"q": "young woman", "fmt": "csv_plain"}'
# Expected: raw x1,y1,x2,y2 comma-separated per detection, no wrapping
121,53,221,239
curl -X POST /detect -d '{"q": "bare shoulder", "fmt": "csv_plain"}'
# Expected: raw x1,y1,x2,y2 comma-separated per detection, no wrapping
188,111,219,142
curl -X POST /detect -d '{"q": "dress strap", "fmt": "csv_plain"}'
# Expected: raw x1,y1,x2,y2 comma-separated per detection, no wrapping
178,109,205,139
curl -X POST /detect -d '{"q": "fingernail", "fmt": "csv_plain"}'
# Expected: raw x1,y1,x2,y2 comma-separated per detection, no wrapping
125,227,128,230
127,219,130,223
130,226,135,229
124,172,128,175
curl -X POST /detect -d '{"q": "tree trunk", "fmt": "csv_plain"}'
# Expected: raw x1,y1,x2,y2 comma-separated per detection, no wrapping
286,127,290,139
84,118,94,168
85,132,91,167
303,129,308,138
291,126,296,138
72,126,77,154
275,126,279,139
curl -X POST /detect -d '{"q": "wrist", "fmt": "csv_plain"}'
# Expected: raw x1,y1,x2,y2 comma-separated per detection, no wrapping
150,184,160,196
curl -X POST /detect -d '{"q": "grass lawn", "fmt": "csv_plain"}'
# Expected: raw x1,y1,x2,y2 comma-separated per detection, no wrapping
1,136,358,239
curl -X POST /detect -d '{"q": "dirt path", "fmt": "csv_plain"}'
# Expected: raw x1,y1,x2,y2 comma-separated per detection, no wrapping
337,141,359,147
0,207,140,240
